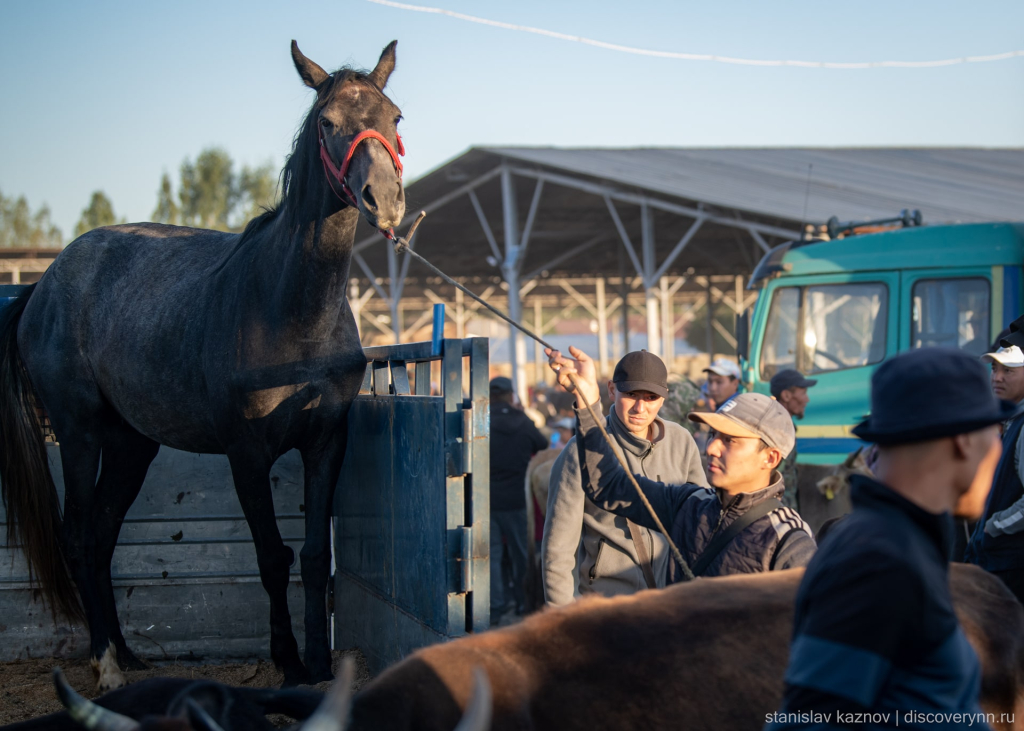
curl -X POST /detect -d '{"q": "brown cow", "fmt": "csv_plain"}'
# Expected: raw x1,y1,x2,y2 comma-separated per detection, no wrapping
349,564,1024,731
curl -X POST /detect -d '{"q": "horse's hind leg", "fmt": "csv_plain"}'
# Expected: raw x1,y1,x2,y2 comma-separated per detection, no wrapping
93,425,160,671
228,450,308,686
56,428,124,690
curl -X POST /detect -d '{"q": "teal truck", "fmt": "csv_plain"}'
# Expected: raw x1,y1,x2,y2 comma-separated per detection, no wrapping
740,219,1024,466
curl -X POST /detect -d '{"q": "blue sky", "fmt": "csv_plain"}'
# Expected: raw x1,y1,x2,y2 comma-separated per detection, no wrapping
2,0,1022,240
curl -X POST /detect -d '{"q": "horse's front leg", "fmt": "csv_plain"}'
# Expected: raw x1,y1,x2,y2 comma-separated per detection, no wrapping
227,450,308,686
300,436,348,683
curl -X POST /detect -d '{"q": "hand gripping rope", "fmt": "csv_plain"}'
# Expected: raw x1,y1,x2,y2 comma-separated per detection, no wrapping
386,212,696,581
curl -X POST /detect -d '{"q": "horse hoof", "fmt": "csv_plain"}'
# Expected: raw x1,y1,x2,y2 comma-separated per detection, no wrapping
91,646,127,693
281,664,313,688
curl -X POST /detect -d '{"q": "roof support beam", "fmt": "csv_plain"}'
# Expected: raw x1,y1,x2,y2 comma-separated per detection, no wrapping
604,196,644,279
353,253,389,304
521,234,605,283
512,166,801,241
652,217,705,282
468,189,502,264
748,228,771,253
352,165,504,254
518,179,544,266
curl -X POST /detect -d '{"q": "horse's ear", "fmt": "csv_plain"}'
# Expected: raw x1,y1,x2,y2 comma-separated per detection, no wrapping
291,40,329,90
367,40,397,90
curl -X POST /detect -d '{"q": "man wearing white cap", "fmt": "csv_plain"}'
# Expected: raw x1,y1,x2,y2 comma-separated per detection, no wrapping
965,339,1024,602
703,358,741,412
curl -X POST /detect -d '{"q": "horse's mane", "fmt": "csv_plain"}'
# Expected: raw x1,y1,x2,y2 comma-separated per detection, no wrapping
236,67,376,248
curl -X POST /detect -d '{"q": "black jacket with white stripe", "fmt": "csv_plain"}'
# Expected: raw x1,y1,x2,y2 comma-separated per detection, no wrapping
575,406,816,580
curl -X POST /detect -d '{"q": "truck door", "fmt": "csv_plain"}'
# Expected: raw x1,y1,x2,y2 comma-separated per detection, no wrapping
752,271,898,464
898,268,994,355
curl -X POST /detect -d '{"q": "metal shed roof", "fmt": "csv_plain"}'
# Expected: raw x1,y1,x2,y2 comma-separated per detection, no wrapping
485,147,1024,225
353,147,1024,284
347,147,1023,374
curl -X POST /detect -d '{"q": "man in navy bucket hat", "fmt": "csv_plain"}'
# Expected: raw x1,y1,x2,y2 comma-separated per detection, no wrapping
769,348,1011,731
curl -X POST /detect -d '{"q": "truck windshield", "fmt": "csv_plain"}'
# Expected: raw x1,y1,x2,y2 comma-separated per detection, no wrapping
760,282,888,378
911,278,990,355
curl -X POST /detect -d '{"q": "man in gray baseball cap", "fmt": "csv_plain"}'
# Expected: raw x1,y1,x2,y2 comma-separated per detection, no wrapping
547,345,815,581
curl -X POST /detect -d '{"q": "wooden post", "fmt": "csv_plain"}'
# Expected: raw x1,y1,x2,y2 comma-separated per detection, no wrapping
349,280,362,340
706,278,715,361
661,277,674,370
596,277,608,378
619,250,630,356
455,286,465,340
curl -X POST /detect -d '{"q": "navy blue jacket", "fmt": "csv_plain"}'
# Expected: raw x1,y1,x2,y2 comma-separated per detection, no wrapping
965,412,1024,571
575,406,815,578
768,476,988,731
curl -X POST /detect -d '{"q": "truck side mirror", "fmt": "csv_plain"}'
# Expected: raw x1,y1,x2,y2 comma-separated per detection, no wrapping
736,310,750,364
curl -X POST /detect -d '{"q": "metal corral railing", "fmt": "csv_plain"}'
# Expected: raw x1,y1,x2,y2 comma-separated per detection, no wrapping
333,328,490,674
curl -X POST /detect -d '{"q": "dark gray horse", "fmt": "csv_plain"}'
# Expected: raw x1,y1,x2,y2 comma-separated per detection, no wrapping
0,40,405,690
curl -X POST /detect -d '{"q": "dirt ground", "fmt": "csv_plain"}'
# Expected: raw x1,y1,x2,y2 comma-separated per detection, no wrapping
0,649,369,726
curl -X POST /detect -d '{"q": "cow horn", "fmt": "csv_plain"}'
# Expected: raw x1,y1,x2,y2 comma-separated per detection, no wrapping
453,669,492,731
52,668,139,731
296,656,357,731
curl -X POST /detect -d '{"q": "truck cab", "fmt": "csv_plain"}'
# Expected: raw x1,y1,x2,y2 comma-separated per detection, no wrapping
744,222,1024,465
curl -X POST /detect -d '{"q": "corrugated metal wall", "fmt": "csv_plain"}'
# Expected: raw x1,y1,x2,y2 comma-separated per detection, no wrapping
0,445,306,662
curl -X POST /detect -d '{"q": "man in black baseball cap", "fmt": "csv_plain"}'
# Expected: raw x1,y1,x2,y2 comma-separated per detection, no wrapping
770,369,818,510
546,345,815,582
542,349,707,607
770,348,1010,730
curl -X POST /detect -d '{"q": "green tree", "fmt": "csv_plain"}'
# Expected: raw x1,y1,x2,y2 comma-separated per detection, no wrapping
152,173,180,225
0,189,63,248
179,148,237,231
74,190,123,238
155,148,279,232
237,163,277,224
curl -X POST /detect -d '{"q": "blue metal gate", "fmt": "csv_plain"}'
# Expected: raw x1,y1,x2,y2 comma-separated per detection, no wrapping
333,337,490,673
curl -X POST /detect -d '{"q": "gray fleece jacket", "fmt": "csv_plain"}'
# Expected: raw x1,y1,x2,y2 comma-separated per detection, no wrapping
541,409,708,606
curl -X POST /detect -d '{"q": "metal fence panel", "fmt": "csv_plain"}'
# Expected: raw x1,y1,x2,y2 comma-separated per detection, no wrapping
334,337,489,673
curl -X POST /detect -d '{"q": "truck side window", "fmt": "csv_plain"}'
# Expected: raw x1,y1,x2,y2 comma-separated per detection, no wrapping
911,278,990,355
760,287,800,379
803,283,888,374
760,282,888,379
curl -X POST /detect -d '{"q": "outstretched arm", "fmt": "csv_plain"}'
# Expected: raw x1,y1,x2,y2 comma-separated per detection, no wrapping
546,346,704,532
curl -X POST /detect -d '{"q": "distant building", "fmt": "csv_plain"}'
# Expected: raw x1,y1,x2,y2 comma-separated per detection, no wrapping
0,248,61,284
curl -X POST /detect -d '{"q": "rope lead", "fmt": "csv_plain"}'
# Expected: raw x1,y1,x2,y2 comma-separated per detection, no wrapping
385,212,695,581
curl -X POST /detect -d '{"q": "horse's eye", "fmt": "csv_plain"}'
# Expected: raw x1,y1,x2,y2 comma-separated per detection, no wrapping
395,116,403,126
320,118,331,129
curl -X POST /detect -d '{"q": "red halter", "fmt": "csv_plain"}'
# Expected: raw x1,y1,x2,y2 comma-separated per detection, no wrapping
319,126,405,239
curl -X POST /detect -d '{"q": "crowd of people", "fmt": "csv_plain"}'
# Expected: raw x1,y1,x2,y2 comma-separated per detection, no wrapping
486,318,1024,729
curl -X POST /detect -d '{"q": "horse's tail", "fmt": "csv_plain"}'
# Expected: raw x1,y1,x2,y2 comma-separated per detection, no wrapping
0,285,82,622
